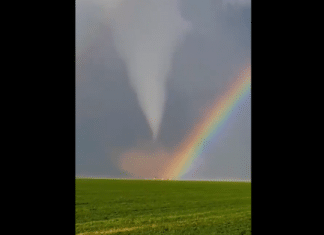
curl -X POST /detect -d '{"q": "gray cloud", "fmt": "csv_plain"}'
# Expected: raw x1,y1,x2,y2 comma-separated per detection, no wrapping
76,0,251,180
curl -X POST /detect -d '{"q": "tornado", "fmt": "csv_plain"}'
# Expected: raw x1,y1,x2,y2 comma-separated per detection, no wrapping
99,0,191,140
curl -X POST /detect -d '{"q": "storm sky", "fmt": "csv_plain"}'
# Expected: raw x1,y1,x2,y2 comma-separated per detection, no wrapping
76,0,251,180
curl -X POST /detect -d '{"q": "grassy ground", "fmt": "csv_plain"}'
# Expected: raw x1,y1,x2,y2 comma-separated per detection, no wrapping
76,179,251,234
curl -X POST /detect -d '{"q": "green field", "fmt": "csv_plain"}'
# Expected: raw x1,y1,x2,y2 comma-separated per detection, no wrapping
75,179,251,235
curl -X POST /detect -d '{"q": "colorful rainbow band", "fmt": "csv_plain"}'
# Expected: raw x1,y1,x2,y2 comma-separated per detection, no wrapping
163,65,251,180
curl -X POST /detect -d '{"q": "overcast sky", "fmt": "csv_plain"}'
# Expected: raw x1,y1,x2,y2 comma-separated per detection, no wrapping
76,0,251,180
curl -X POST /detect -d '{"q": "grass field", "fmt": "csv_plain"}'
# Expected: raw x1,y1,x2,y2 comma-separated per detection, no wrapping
75,179,251,235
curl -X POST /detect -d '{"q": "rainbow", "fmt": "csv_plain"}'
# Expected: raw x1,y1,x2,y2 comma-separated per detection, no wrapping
163,65,251,180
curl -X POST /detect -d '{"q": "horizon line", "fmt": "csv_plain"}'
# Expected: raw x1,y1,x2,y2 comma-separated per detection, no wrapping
75,176,251,182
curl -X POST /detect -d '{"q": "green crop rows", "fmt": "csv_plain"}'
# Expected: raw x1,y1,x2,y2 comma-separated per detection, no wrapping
76,179,251,234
